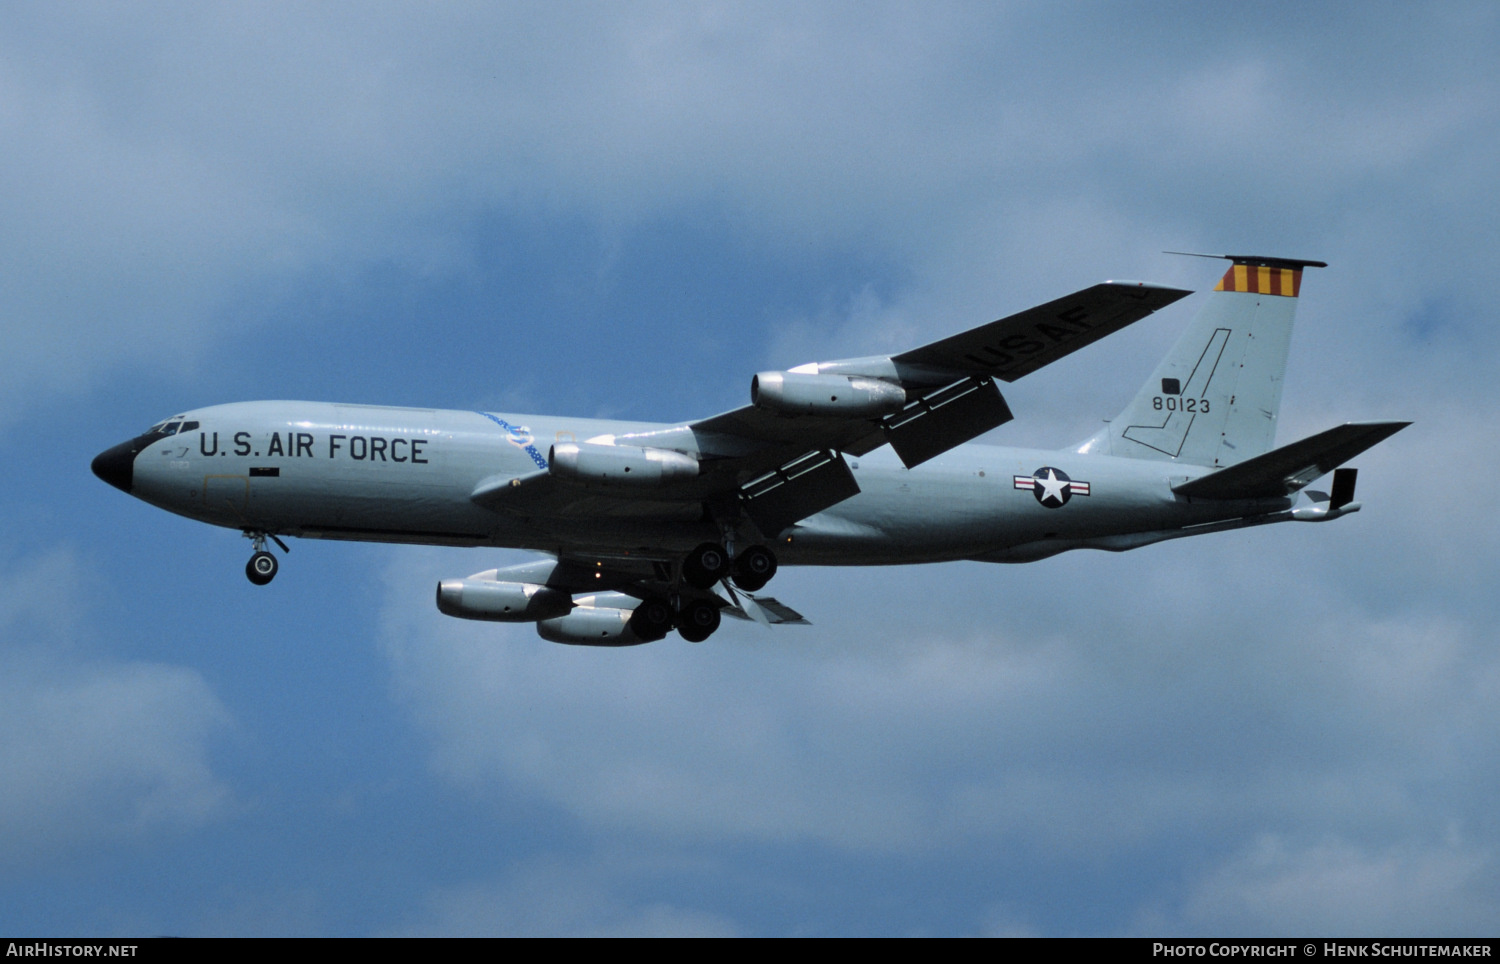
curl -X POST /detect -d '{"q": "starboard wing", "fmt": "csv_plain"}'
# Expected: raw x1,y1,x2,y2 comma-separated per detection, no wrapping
890,281,1191,382
474,281,1190,534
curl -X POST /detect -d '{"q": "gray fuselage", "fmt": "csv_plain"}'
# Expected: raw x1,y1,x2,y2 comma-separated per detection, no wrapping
113,400,1283,566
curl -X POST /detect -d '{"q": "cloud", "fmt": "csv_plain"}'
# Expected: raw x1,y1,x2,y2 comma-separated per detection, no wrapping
1160,834,1497,936
9,1,1500,935
387,856,740,937
0,549,233,865
377,531,1500,879
4,2,1495,432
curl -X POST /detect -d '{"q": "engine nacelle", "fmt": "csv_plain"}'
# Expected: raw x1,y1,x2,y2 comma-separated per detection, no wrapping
536,607,649,646
436,577,574,622
549,442,699,486
751,371,907,417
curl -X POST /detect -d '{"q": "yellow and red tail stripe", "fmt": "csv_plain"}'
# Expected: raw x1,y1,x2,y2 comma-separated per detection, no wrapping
1215,263,1303,297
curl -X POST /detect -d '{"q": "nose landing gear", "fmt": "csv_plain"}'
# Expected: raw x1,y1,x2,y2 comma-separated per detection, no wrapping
246,551,278,585
243,531,289,586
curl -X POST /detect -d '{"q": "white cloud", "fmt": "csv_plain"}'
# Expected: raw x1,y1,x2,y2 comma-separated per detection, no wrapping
1163,834,1497,936
3,3,1488,424
387,856,740,937
378,532,1500,879
0,549,233,865
7,1,1500,935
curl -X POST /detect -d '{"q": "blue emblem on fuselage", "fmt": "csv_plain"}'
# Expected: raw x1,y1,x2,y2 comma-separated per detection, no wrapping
476,412,549,470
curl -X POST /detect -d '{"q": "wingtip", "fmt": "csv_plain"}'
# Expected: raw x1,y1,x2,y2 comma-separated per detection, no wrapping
1100,280,1194,303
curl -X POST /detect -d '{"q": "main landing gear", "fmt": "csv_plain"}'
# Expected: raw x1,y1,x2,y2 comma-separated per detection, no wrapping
676,540,778,642
682,542,730,589
243,531,289,586
677,598,721,643
627,594,724,644
682,542,778,593
628,541,779,644
731,545,777,593
627,597,676,641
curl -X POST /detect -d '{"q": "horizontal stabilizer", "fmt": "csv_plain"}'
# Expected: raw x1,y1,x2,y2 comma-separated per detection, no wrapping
1172,421,1409,500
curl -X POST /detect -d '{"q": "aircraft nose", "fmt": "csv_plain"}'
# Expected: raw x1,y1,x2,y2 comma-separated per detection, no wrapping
91,439,138,493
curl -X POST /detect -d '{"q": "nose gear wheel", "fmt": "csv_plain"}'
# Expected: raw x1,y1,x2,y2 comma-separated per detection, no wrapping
246,550,278,585
243,530,287,585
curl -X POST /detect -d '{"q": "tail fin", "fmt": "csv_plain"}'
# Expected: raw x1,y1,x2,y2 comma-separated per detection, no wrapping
1078,254,1327,469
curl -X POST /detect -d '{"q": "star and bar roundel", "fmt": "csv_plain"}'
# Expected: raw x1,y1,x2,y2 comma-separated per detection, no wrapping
1013,466,1091,508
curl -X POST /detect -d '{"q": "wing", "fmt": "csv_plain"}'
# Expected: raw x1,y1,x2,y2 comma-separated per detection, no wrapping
475,281,1191,536
891,281,1193,381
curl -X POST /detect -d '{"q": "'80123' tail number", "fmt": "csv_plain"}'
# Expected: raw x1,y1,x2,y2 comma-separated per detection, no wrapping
1153,396,1210,412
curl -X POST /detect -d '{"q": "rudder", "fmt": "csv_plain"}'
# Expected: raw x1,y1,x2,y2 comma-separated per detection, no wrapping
1078,254,1326,469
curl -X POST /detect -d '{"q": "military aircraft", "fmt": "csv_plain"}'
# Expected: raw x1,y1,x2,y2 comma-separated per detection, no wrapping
93,254,1407,644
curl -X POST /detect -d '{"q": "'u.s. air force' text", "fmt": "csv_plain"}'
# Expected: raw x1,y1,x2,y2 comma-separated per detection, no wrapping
197,432,429,463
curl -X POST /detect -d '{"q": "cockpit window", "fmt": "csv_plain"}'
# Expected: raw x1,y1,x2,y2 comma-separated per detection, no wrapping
145,417,192,436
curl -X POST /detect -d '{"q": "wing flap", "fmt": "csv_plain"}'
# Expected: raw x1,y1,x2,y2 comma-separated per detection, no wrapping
740,449,860,537
884,376,1014,467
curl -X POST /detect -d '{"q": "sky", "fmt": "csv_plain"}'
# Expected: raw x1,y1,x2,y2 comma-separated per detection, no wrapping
3,1,1498,937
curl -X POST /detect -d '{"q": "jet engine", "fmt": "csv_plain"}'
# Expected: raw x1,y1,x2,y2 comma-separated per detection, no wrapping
751,371,907,417
535,607,650,646
435,577,574,622
549,442,699,486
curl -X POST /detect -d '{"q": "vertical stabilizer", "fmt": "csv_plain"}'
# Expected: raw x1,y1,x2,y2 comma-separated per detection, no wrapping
1078,255,1326,468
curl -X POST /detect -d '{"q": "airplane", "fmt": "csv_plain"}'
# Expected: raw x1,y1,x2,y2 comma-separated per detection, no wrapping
92,254,1408,645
